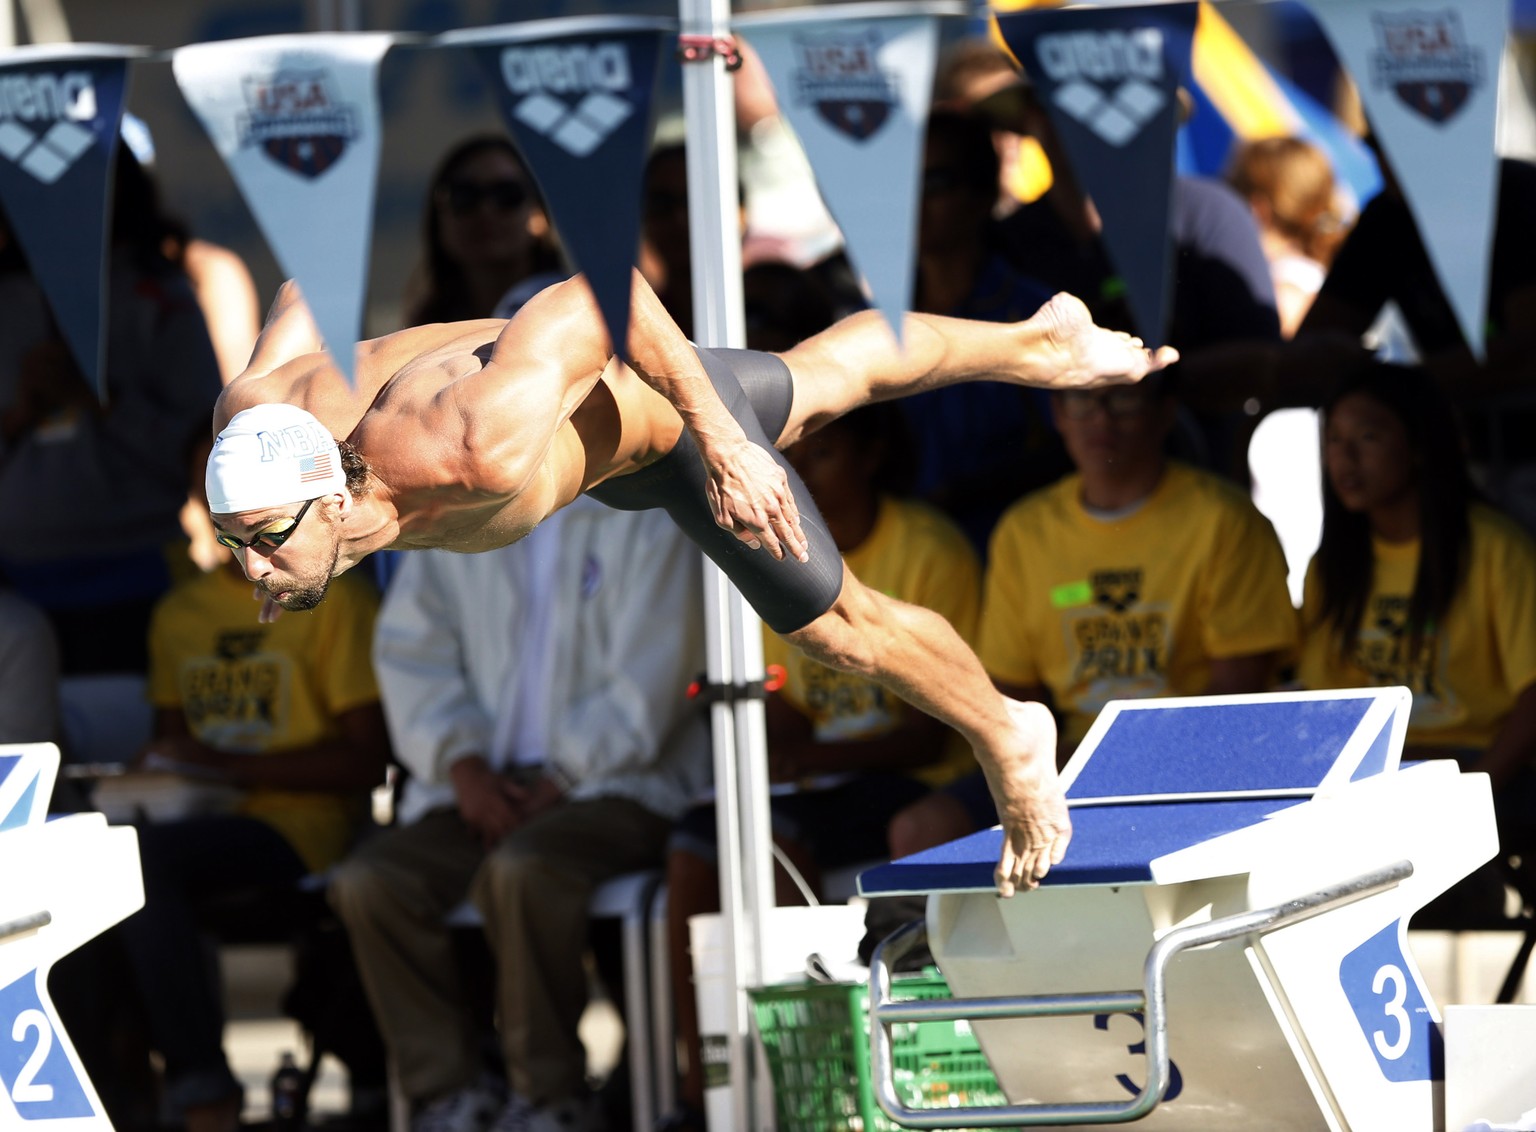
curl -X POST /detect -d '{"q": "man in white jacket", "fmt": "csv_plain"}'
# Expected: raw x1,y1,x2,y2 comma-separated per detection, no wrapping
328,498,709,1132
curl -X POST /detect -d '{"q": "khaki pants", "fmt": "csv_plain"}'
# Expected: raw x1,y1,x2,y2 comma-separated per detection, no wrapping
328,797,672,1105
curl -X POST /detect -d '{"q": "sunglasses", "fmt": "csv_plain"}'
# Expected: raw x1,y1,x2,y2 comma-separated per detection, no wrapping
214,497,319,553
1056,388,1158,420
438,179,529,216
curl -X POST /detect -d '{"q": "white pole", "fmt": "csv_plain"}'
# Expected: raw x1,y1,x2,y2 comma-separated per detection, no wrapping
678,1,777,1129
0,0,14,48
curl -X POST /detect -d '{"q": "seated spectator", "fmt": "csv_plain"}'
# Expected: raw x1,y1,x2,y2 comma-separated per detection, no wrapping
889,372,1296,853
1226,136,1349,339
117,549,388,1132
0,152,222,673
404,134,564,327
0,585,59,744
329,500,708,1132
663,405,981,1131
1297,363,1536,865
900,107,1063,552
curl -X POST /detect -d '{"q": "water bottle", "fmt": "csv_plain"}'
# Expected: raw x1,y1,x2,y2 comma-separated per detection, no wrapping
270,1050,307,1132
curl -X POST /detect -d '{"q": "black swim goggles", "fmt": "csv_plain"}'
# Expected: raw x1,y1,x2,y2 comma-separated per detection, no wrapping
214,497,319,552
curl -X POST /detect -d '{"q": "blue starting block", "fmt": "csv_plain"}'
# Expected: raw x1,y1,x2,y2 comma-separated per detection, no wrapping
0,744,144,1129
858,688,1497,1130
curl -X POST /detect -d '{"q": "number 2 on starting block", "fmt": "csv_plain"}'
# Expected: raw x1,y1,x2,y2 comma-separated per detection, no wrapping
1339,921,1439,1083
0,970,95,1121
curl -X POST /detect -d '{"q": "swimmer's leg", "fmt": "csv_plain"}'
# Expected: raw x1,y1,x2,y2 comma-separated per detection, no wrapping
783,562,1070,894
772,294,1174,448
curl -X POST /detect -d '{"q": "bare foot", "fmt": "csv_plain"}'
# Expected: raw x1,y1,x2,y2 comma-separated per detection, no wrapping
1028,292,1180,389
980,699,1071,896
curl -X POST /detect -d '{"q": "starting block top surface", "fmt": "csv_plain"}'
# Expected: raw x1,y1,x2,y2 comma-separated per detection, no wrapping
859,689,1409,895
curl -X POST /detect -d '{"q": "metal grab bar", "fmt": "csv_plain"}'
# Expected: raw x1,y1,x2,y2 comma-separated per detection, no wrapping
869,859,1414,1128
0,911,51,945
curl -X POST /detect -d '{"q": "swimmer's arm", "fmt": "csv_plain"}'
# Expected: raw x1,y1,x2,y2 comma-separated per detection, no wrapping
213,280,329,434
242,279,325,380
622,271,809,562
486,273,808,561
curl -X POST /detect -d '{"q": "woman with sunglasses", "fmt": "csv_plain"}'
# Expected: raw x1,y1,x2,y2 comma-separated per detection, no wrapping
402,135,564,328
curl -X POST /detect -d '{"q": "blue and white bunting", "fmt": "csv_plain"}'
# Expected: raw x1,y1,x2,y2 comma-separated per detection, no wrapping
738,2,962,344
0,45,144,398
1305,0,1506,358
439,17,671,359
173,34,400,384
996,3,1198,347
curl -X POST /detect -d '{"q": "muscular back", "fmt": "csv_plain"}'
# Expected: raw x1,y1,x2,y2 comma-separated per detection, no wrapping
214,279,682,552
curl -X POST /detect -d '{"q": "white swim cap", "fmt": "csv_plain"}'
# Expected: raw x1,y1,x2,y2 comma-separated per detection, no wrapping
206,404,348,514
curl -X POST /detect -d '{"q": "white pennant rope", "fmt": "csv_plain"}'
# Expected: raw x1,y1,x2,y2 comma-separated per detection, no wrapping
736,2,964,346
1306,0,1506,358
172,34,403,385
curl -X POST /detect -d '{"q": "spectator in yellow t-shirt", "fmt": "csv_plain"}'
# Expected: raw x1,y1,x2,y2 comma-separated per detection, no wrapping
888,372,1297,855
117,555,389,1132
664,404,981,1128
1298,363,1536,861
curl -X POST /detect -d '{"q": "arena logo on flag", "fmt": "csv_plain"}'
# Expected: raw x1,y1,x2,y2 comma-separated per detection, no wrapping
238,69,359,179
0,70,99,183
788,29,899,142
1369,9,1484,124
498,42,634,158
1034,29,1167,147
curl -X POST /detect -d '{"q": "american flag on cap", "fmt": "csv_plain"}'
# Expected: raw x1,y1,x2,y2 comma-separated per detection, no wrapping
299,451,335,484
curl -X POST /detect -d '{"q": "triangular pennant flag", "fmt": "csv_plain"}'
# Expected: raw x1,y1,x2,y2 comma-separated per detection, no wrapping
173,34,399,385
996,3,1198,347
1305,0,1504,358
439,17,671,359
738,2,963,344
0,45,143,398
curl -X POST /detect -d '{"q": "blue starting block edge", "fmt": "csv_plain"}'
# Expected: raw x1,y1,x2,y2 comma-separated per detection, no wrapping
858,690,1413,897
858,796,1307,894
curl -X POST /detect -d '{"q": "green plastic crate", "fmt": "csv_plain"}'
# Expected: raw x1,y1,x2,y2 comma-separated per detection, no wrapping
750,974,1007,1132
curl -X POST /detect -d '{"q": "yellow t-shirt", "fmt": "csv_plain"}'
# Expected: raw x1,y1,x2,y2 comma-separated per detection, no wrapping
979,462,1297,750
147,566,382,871
1298,504,1536,751
763,496,981,786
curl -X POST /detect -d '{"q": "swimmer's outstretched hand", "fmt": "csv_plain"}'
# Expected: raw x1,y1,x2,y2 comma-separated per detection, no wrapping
702,434,809,562
986,700,1072,897
1025,292,1179,390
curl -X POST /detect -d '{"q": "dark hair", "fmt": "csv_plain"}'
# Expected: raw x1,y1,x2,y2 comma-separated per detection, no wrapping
337,438,371,498
924,108,1000,199
404,135,561,326
1313,363,1473,660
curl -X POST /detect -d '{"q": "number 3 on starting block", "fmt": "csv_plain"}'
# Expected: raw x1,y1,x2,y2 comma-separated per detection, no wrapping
1339,921,1438,1083
0,970,95,1121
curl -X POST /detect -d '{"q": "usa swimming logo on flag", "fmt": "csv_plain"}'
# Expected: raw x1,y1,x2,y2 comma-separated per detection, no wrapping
299,451,333,483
